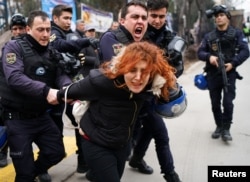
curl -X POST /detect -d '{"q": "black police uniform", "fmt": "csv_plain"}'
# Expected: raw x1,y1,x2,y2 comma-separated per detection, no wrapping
129,24,183,178
0,34,72,181
50,21,90,54
198,25,249,139
50,21,95,173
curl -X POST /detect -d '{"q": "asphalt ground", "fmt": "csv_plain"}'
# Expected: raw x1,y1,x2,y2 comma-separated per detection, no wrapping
1,50,250,182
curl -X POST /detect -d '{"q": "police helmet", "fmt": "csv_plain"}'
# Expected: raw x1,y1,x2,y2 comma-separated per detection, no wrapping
213,5,231,19
10,13,27,29
155,86,187,118
0,126,7,150
194,73,208,90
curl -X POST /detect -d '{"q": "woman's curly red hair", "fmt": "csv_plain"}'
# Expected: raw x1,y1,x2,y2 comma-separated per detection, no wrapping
101,41,176,100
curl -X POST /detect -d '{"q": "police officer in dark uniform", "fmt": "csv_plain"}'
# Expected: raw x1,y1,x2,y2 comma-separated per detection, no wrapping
49,4,96,174
198,5,249,142
128,1,184,181
50,4,92,54
99,1,183,181
0,13,27,168
0,10,72,182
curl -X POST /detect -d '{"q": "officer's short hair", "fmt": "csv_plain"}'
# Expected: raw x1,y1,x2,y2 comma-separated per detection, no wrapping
147,0,169,10
52,4,72,17
120,0,147,19
27,10,49,27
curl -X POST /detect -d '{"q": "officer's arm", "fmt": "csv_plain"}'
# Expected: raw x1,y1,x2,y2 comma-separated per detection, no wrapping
2,41,50,99
230,30,250,68
57,75,99,103
50,32,91,54
197,35,211,62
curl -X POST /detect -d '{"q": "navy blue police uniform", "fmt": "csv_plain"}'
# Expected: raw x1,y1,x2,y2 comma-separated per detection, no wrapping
50,21,91,54
99,25,179,177
128,23,185,176
50,21,97,173
198,25,249,137
0,34,72,181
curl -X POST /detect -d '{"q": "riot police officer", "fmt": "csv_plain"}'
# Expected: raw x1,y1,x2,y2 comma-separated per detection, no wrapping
197,5,249,142
0,13,27,168
128,1,184,181
50,4,96,174
9,13,27,38
0,10,72,181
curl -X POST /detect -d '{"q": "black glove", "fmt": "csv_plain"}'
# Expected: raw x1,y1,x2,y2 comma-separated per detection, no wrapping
89,38,99,50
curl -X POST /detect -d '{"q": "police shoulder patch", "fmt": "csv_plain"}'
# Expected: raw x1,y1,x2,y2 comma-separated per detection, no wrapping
50,34,56,42
6,53,16,64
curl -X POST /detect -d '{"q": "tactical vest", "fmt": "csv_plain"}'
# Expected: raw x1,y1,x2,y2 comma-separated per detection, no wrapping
207,26,237,62
0,37,58,112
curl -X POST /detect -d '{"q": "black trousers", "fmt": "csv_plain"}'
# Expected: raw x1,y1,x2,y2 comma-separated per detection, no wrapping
5,113,65,182
207,71,237,127
132,101,175,175
82,139,129,182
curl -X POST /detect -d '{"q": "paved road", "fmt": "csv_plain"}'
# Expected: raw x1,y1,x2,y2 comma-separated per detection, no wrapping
1,54,250,182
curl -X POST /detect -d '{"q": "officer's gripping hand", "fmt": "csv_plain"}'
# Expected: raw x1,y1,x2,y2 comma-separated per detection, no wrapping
47,88,59,105
78,53,86,65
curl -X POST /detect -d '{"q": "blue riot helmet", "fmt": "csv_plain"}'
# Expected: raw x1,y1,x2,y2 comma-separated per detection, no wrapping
194,73,208,90
0,126,7,150
155,84,187,118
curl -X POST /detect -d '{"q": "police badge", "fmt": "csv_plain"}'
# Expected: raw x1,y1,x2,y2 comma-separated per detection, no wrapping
211,43,218,51
6,53,16,64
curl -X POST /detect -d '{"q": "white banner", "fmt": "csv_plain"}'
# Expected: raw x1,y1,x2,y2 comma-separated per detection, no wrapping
81,3,113,33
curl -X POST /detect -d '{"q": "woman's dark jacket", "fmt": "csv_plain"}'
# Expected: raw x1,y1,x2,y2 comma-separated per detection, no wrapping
58,69,153,149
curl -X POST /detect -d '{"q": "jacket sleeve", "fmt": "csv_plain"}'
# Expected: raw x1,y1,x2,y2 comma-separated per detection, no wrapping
230,30,250,68
197,34,211,62
57,75,99,102
50,29,91,54
2,41,48,99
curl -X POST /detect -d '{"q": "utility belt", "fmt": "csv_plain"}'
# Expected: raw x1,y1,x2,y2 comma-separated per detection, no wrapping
3,111,46,120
